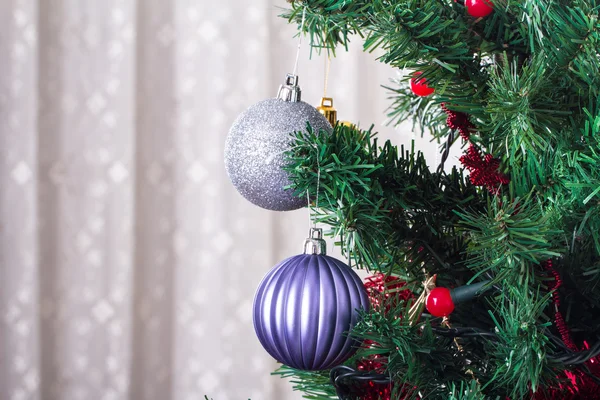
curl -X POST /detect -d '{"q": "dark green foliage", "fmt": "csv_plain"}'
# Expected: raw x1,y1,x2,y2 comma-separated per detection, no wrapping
277,0,600,398
285,124,482,278
486,287,553,397
456,193,562,285
273,368,339,399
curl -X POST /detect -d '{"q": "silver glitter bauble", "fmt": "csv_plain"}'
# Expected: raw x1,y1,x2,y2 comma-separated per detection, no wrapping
224,74,333,211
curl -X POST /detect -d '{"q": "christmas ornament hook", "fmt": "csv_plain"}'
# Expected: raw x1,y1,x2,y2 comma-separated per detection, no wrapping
317,97,337,126
303,227,327,255
277,73,302,102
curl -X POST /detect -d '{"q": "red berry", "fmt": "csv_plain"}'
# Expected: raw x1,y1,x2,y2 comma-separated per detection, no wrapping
426,287,455,317
410,72,435,97
466,0,494,18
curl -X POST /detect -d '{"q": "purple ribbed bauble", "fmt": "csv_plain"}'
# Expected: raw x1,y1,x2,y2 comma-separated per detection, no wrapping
253,228,370,370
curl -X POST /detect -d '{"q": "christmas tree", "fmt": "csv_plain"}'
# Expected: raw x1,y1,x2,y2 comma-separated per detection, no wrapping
273,0,600,399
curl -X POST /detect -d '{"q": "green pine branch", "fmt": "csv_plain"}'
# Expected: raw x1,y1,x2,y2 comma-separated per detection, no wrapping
285,123,483,276
456,192,562,286
276,1,600,398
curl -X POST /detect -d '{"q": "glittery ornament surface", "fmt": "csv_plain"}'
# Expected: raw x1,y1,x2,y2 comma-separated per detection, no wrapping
225,98,332,211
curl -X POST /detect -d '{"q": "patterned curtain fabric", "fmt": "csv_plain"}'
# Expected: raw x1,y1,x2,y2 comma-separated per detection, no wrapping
0,1,439,399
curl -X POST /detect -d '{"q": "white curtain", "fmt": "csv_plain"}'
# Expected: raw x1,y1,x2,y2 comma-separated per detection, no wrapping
0,1,446,399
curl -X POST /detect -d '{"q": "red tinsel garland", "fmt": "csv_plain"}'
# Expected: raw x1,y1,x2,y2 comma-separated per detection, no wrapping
441,103,509,194
543,260,578,351
534,260,600,399
356,348,393,400
441,103,474,140
357,274,416,400
459,144,510,195
364,273,414,314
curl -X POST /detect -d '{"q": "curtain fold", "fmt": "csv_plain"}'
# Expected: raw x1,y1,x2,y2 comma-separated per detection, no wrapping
131,1,176,399
1,1,40,399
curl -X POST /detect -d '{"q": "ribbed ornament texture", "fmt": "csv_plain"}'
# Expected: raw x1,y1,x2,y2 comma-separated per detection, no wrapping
253,253,370,370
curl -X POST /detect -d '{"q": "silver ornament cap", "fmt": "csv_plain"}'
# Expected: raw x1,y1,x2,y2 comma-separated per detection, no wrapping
224,74,333,211
277,73,302,102
303,227,327,255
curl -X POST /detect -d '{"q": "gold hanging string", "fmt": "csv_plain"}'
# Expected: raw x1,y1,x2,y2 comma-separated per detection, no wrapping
324,55,331,97
317,54,337,126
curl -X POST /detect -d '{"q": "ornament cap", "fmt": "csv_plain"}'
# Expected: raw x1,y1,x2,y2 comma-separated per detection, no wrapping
277,73,302,102
303,227,327,255
316,97,337,126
